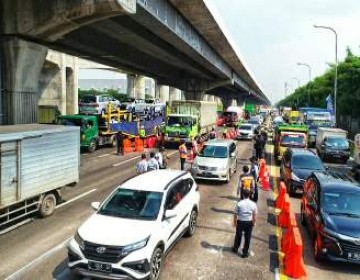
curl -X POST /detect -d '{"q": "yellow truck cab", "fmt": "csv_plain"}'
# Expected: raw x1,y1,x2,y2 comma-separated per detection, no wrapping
288,111,303,124
274,124,308,162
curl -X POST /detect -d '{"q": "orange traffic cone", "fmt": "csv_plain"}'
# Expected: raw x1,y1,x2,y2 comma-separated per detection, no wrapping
260,167,271,191
283,228,307,279
278,194,291,228
275,182,287,209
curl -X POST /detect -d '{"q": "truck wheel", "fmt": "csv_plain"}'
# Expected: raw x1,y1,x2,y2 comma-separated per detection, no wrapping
88,139,97,153
110,135,117,147
39,193,57,218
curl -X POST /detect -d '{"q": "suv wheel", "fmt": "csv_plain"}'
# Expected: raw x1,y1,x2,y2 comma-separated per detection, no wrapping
185,209,198,237
88,139,97,153
149,247,163,280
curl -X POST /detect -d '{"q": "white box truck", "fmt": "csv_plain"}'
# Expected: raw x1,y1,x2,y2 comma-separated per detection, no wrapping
0,124,80,233
165,100,217,144
316,127,350,163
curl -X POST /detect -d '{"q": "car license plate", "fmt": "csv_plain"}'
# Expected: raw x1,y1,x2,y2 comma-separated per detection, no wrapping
174,137,180,142
88,261,112,273
348,252,360,260
203,172,212,177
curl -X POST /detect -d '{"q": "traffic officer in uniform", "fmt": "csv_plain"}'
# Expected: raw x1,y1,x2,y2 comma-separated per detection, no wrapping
249,157,259,202
232,189,257,258
178,140,188,171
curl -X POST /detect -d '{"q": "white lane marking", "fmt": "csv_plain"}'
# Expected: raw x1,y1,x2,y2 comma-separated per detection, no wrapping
113,156,141,167
167,150,178,157
98,153,110,158
5,237,71,280
56,189,98,209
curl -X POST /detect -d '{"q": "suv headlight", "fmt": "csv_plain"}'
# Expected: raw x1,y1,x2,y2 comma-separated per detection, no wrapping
291,172,301,182
122,236,150,256
75,232,85,250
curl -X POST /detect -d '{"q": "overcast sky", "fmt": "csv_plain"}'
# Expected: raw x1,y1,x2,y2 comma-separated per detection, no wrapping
207,0,360,103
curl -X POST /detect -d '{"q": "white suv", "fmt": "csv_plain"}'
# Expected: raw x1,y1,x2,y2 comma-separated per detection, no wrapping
67,170,200,280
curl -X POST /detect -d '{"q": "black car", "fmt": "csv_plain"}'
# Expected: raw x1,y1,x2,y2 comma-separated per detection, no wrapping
280,148,326,196
301,171,360,263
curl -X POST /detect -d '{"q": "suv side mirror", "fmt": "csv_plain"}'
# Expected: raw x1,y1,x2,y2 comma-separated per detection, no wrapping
91,202,100,211
164,209,177,220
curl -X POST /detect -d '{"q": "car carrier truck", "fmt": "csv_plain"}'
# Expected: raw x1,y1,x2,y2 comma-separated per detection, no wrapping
0,124,80,234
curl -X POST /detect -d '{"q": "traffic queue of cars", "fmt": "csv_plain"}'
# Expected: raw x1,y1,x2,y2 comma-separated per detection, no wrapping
268,113,360,265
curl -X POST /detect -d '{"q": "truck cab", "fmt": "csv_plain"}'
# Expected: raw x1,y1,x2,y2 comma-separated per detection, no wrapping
58,115,100,152
273,124,308,162
164,114,198,144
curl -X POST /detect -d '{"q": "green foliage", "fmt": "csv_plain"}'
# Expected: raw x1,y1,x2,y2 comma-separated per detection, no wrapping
277,48,360,117
78,88,129,102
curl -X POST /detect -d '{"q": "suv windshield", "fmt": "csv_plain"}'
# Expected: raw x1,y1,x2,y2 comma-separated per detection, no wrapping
168,116,192,127
326,137,349,148
98,188,163,220
199,145,228,158
240,125,252,130
323,191,360,217
292,155,324,170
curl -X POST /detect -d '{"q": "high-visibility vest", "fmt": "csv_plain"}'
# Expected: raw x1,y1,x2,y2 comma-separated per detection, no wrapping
179,144,187,159
240,174,254,191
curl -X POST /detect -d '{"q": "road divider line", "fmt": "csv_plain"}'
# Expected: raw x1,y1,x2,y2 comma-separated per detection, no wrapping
56,189,98,209
5,237,71,280
98,153,110,158
167,151,178,157
113,156,141,167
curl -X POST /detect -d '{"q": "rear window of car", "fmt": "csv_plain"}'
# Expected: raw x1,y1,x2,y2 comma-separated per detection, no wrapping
292,155,324,170
80,96,97,103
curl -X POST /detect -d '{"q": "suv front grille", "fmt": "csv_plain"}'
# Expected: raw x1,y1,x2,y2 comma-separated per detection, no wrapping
340,240,360,253
198,165,217,171
81,241,124,263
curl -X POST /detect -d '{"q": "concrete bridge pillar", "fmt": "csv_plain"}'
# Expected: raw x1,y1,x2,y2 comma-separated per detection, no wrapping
155,81,169,103
169,87,181,103
183,91,205,101
1,38,47,124
135,76,146,99
127,74,136,98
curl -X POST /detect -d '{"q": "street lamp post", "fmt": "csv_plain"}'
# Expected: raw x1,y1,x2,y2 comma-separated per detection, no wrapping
297,63,312,106
314,24,338,125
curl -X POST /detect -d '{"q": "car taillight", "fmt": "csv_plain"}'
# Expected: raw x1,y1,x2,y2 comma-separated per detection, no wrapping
90,103,99,107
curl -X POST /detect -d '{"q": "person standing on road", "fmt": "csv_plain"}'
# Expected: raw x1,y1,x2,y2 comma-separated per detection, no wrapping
179,140,188,171
147,152,160,171
116,131,124,156
254,133,265,160
136,153,148,174
232,189,257,258
249,157,259,203
237,166,256,202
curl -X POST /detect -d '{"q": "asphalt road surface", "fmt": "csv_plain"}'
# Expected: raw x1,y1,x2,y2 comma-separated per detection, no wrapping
1,141,273,280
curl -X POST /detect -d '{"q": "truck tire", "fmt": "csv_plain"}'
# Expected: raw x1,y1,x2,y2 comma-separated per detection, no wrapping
39,193,57,218
88,139,97,153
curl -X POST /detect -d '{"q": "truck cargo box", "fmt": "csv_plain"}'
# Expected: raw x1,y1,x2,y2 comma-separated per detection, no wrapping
0,124,80,208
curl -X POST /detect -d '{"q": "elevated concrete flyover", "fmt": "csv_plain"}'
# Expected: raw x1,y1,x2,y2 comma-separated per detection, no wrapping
0,0,269,124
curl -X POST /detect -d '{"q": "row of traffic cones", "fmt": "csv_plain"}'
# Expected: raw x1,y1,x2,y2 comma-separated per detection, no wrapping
275,181,307,280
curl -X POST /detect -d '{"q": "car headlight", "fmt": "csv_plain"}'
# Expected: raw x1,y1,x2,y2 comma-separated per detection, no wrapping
291,172,301,182
122,236,150,256
75,231,85,250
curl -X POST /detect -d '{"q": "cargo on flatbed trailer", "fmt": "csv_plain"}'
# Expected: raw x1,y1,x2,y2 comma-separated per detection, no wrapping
0,124,80,233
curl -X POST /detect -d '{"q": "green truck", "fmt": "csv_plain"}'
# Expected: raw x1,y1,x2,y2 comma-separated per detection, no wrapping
164,100,217,144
